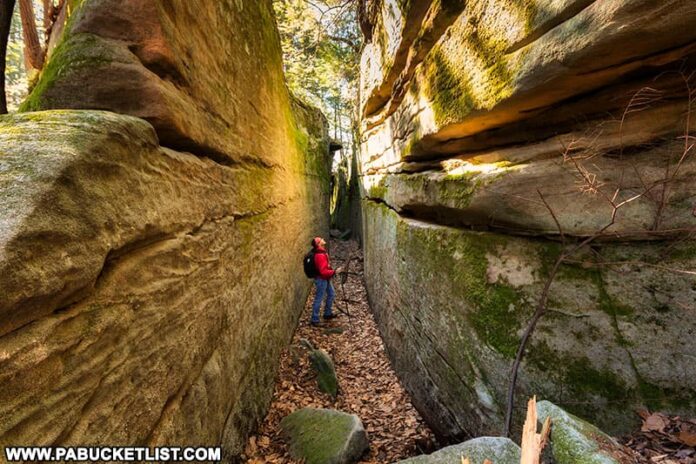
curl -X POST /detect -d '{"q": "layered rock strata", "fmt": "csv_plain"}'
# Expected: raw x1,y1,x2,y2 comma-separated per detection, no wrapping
359,0,696,441
0,0,330,458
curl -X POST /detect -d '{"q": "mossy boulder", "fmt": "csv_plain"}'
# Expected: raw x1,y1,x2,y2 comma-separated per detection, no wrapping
0,106,330,457
280,408,369,464
362,144,696,238
22,0,328,172
360,201,696,441
0,2,331,458
537,401,621,464
397,437,520,464
358,0,696,449
309,348,339,398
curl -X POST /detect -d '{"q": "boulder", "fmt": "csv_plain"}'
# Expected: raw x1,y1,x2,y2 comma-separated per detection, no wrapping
358,0,696,442
0,0,331,458
23,0,304,168
537,401,621,464
280,408,369,464
360,0,696,160
397,437,520,464
309,348,339,399
361,201,696,440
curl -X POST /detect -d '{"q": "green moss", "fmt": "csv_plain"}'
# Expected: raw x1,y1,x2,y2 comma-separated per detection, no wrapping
21,33,125,111
394,213,524,357
628,352,696,411
368,183,388,199
668,243,696,261
528,341,627,403
427,50,476,125
564,357,627,401
423,25,517,126
281,409,366,464
308,349,338,398
594,273,633,317
539,401,619,464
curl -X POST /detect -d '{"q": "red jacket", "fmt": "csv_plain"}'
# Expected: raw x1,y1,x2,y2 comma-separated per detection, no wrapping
313,247,335,280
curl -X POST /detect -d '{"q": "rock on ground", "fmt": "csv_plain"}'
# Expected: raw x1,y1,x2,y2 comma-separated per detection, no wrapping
396,436,521,464
0,0,331,459
309,348,340,399
537,401,621,464
243,240,434,463
280,408,369,464
358,0,696,441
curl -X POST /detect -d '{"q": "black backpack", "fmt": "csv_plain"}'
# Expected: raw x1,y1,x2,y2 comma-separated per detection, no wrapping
303,249,325,278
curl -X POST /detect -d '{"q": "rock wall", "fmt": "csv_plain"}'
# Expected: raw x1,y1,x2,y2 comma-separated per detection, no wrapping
0,0,330,458
330,152,363,242
359,0,696,441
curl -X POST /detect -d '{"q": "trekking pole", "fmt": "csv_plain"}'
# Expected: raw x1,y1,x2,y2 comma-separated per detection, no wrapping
329,250,357,333
337,251,359,332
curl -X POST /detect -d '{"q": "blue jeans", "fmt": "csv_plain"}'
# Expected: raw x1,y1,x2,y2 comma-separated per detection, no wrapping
311,278,335,323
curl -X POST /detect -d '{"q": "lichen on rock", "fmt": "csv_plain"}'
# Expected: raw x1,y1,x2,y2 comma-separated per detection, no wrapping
396,436,521,464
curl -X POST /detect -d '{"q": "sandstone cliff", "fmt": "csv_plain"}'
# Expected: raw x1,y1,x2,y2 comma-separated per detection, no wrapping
0,0,330,458
359,0,696,441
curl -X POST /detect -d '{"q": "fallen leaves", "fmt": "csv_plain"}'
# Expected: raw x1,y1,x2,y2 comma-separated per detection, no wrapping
620,410,696,464
238,239,696,464
242,240,435,463
642,413,670,434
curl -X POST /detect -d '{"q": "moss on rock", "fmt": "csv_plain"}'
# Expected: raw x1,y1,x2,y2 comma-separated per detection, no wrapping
281,408,369,464
309,348,339,398
397,436,521,464
537,401,620,464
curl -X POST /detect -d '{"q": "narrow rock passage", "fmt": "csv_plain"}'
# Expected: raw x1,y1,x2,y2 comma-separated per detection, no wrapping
243,239,435,463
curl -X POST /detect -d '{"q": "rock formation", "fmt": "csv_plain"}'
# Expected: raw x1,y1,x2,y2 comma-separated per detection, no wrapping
0,0,331,458
281,408,369,464
358,0,696,441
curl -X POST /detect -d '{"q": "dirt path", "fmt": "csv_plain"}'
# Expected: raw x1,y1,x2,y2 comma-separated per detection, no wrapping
242,239,435,463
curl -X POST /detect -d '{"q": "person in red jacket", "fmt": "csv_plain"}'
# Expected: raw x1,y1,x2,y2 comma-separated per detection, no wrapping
310,236,342,326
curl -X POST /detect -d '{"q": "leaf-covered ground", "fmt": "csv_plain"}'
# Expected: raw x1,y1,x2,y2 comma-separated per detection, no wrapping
619,411,696,463
242,239,436,463
241,240,695,464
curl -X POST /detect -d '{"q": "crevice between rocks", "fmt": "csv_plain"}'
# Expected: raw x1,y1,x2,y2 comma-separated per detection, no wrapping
363,196,690,249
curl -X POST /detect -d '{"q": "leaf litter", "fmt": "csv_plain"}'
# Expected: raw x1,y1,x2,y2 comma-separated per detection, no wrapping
242,239,436,463
618,411,696,464
241,240,695,464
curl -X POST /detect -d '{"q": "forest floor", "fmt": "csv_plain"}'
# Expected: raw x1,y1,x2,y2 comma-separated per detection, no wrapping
242,239,436,463
241,240,696,464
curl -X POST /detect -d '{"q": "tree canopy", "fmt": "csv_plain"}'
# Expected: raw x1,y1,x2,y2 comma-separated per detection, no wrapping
273,0,360,148
3,0,48,112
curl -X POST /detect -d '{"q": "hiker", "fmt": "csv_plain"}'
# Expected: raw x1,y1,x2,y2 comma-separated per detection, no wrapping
307,237,342,326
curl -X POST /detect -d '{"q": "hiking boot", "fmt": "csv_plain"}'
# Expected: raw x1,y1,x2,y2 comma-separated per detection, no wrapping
310,320,323,327
323,313,339,320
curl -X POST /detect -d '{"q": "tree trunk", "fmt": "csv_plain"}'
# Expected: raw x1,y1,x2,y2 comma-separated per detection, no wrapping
18,0,43,70
0,0,16,114
42,0,50,29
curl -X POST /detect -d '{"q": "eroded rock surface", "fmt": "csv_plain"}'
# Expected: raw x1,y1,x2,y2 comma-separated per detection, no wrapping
0,0,330,458
359,0,696,441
